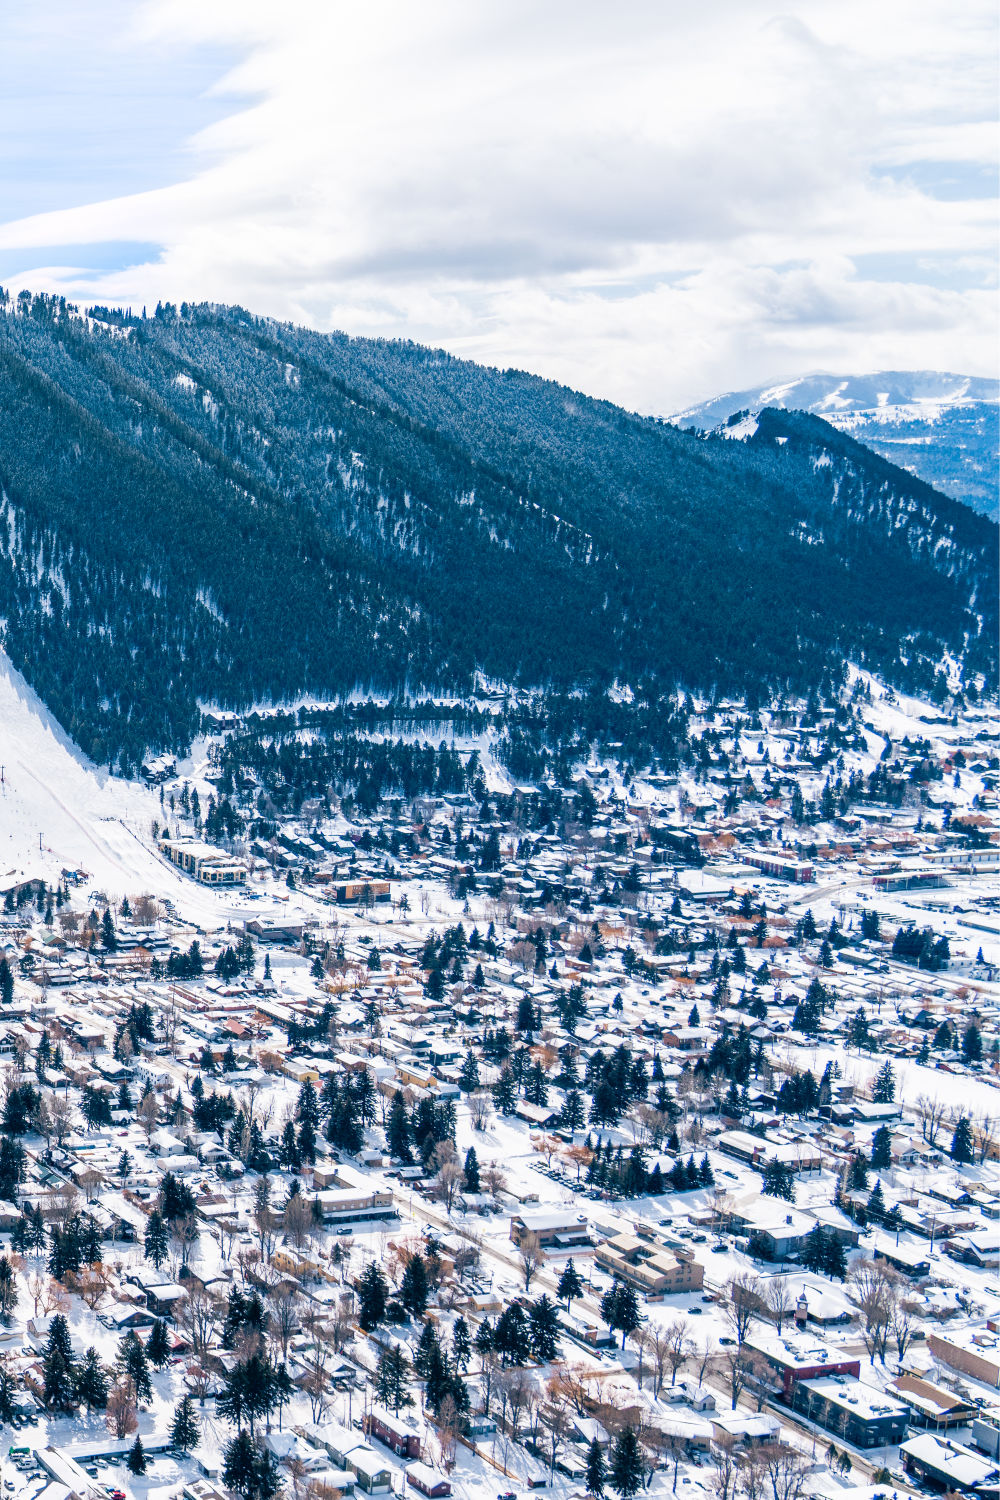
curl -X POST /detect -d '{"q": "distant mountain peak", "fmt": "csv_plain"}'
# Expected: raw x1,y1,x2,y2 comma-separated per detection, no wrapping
671,370,999,518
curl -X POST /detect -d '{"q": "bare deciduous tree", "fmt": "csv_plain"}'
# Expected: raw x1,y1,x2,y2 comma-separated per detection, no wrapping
723,1273,764,1347
178,1285,220,1355
759,1443,810,1500
764,1278,793,1335
665,1317,694,1388
270,1288,303,1361
434,1160,465,1214
106,1379,138,1439
517,1231,543,1292
712,1436,739,1500
469,1090,493,1131
282,1194,314,1253
915,1094,948,1149
848,1258,898,1365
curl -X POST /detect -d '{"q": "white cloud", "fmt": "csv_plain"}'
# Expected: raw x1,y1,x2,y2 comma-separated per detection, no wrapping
0,0,995,410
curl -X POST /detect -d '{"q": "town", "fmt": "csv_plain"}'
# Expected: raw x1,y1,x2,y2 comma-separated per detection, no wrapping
0,672,996,1500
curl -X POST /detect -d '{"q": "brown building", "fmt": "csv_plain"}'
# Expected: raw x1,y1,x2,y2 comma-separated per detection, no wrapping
594,1231,704,1297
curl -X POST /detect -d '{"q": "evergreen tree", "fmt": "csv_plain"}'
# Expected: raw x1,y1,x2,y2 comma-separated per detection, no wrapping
586,1437,606,1497
870,1126,892,1170
146,1318,171,1369
414,1320,441,1379
357,1261,388,1330
374,1346,413,1415
528,1295,561,1362
117,1330,152,1406
950,1114,974,1164
145,1208,169,1269
601,1279,642,1348
962,1023,983,1065
400,1255,429,1318
73,1346,108,1413
101,910,118,952
871,1062,895,1103
451,1315,471,1372
557,1260,584,1309
822,1233,848,1281
387,1091,413,1162
458,1052,480,1092
866,1179,886,1221
493,1302,531,1366
127,1437,147,1476
463,1146,480,1194
761,1159,795,1203
42,1314,76,1411
609,1426,644,1500
170,1394,201,1454
222,1433,281,1500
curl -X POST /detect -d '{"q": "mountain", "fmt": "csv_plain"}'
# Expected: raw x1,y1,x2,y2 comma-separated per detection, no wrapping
0,292,994,772
671,370,999,519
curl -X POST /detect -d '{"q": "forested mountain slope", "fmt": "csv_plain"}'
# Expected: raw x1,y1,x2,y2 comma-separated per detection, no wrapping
0,292,994,772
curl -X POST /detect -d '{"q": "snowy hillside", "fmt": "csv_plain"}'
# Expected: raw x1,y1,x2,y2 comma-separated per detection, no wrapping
0,648,240,919
671,370,999,518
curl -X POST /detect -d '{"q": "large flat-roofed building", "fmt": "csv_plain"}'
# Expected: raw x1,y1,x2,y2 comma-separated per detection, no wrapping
928,1326,1000,1391
313,1165,395,1227
744,1329,860,1399
509,1211,591,1251
792,1376,909,1449
159,839,247,886
594,1231,704,1298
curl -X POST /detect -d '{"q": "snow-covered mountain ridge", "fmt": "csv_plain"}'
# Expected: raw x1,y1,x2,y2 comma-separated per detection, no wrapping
671,371,999,518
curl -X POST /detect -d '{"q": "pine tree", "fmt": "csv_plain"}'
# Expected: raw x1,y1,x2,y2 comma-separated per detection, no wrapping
866,1179,886,1220
528,1295,561,1362
146,1318,171,1369
76,1347,109,1412
871,1062,895,1103
145,1208,169,1269
170,1394,201,1454
387,1091,413,1162
822,1233,847,1281
357,1261,388,1330
463,1146,480,1193
601,1280,641,1348
609,1426,644,1499
950,1114,974,1164
42,1314,76,1411
127,1437,147,1476
452,1315,471,1372
557,1260,584,1309
400,1255,429,1317
870,1126,892,1170
117,1330,152,1405
962,1023,983,1064
586,1438,606,1497
374,1346,412,1415
101,910,118,952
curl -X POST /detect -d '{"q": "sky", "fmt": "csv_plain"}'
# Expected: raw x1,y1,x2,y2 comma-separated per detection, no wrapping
0,0,996,414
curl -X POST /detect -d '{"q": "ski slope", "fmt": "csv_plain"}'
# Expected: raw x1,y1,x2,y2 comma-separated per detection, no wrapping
0,649,237,919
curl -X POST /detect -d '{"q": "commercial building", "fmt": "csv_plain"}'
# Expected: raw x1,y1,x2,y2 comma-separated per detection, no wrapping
791,1376,910,1449
743,1330,860,1400
313,1165,395,1228
594,1231,704,1298
158,838,247,886
509,1211,592,1251
928,1328,1000,1391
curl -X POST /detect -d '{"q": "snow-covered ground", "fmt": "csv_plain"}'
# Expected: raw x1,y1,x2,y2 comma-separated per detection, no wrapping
0,651,249,924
